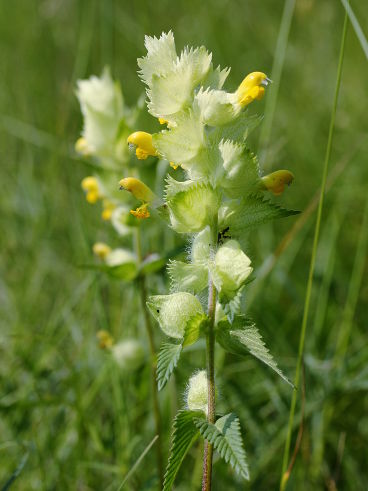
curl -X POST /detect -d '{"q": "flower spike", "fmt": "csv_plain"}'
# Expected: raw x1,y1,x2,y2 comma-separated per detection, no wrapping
127,131,158,160
236,71,271,107
260,170,294,196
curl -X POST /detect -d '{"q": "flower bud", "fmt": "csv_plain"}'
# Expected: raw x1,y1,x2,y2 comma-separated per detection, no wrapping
186,370,208,414
236,71,271,107
127,131,158,160
260,170,294,196
214,240,252,293
147,292,204,339
93,242,112,260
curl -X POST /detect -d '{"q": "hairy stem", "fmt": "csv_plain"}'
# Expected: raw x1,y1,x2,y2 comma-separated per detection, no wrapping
202,223,218,491
280,6,348,490
135,227,164,489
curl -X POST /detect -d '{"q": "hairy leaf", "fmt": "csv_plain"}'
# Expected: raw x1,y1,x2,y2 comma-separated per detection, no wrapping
156,343,182,391
216,317,293,386
163,411,202,491
219,194,299,237
194,413,249,480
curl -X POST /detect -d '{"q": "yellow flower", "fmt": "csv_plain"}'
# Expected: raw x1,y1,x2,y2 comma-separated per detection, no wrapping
101,199,116,221
236,71,271,107
75,136,91,156
169,162,179,170
97,330,114,349
130,203,150,219
119,177,155,203
127,131,158,160
93,242,112,260
119,177,157,220
158,117,168,125
81,176,101,204
260,170,294,196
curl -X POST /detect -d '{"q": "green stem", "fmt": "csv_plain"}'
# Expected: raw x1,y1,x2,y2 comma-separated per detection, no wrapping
280,7,348,491
134,227,164,489
202,223,218,491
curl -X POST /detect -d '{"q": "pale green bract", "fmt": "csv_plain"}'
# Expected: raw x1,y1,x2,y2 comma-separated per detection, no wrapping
147,292,204,339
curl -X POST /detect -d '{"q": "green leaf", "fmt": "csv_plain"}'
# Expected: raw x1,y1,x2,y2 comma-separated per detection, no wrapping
216,317,293,386
194,413,249,480
183,313,209,347
156,343,182,391
219,194,299,237
163,411,202,491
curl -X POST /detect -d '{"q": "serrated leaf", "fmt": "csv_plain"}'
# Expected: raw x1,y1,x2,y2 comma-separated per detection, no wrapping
219,194,299,237
216,317,293,386
218,285,245,323
156,343,182,391
163,411,202,491
183,313,208,347
194,413,249,480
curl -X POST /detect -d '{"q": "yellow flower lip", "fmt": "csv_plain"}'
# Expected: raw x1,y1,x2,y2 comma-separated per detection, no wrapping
260,170,294,196
127,131,158,160
130,203,150,219
119,177,155,203
236,71,271,107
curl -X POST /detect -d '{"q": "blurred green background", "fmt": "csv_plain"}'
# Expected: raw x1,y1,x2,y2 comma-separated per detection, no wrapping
1,0,367,489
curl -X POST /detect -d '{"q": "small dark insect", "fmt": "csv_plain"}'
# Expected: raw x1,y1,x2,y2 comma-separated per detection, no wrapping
156,309,160,313
217,226,231,245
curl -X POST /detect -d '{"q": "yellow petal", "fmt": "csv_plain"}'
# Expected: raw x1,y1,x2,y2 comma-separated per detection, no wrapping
260,170,294,196
127,131,158,160
236,71,270,107
119,177,155,203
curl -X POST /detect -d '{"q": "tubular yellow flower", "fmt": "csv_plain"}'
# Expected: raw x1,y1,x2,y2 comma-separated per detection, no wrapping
93,242,112,260
119,177,155,203
81,176,101,204
236,71,271,107
101,199,116,221
127,131,158,160
130,203,150,219
97,330,114,349
75,136,91,156
260,170,294,196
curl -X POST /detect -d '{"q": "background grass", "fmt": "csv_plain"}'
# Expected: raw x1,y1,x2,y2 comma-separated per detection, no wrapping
1,0,367,489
